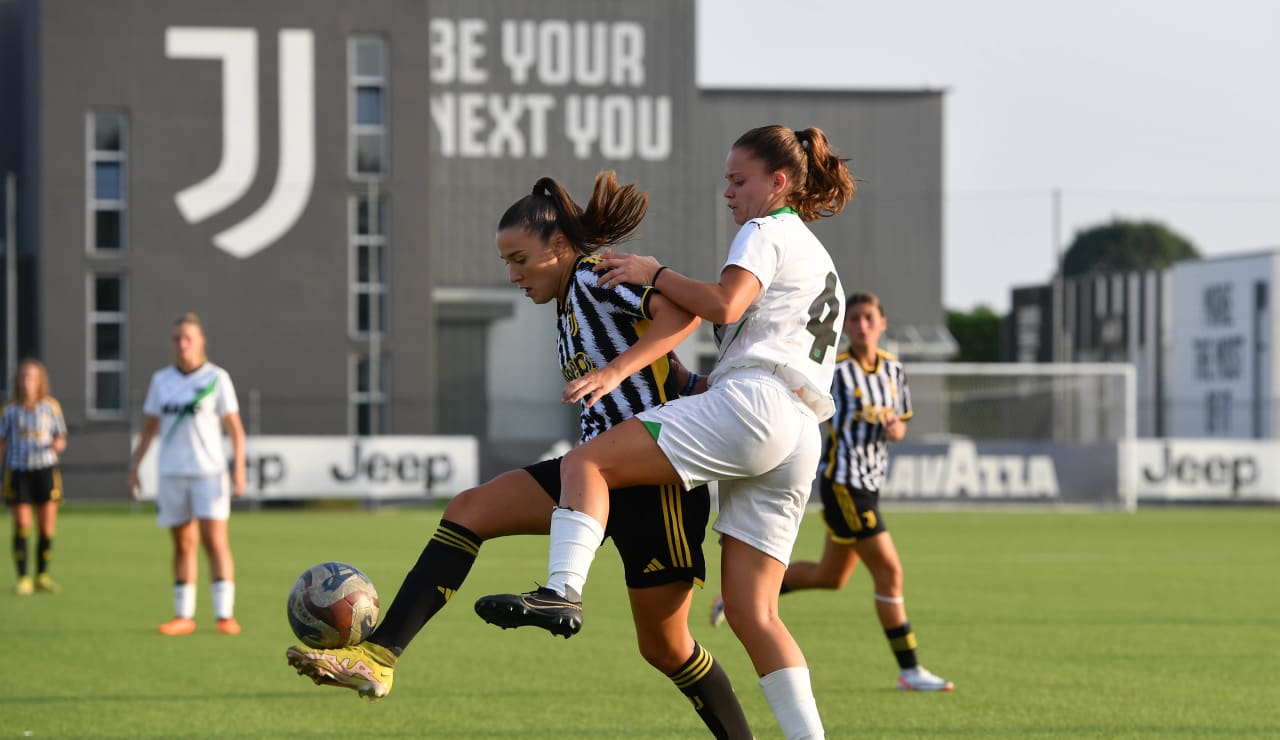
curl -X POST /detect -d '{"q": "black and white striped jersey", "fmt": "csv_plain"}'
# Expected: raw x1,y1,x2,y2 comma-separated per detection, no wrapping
558,254,679,443
820,349,913,491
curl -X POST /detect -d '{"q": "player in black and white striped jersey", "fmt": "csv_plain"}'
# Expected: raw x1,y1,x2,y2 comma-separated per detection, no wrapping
557,251,673,443
737,291,953,692
288,171,754,738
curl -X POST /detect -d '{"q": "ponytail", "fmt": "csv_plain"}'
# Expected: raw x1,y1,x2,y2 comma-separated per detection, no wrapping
733,125,856,221
498,171,648,256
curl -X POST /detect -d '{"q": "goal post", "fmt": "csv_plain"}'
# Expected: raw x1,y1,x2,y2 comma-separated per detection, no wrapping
881,362,1137,511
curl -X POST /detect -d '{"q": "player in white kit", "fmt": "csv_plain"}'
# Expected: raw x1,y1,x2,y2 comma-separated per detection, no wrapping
477,125,855,740
129,313,247,636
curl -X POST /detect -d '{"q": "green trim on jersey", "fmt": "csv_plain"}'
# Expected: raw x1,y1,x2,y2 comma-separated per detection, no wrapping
642,420,663,442
767,206,798,217
162,376,220,445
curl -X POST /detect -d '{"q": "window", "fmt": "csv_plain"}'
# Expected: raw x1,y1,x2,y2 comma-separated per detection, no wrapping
87,273,126,416
88,113,127,253
349,352,388,435
348,36,388,178
350,194,388,338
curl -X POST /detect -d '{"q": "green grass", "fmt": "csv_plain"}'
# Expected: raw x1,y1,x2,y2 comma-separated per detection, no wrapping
6,505,1279,738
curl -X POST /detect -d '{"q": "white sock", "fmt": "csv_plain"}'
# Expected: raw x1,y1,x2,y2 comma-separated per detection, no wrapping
211,579,235,619
544,508,604,602
759,667,824,740
174,582,196,619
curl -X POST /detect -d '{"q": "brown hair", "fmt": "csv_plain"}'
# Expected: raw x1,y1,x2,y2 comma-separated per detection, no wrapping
497,170,648,256
847,291,885,317
9,358,52,404
732,125,856,222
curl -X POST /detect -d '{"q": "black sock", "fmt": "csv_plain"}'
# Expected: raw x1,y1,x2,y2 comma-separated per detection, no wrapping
367,519,481,656
13,528,28,577
886,621,919,669
36,534,52,575
667,642,752,740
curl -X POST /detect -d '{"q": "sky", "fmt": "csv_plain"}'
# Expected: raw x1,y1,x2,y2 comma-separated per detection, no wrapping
697,0,1280,313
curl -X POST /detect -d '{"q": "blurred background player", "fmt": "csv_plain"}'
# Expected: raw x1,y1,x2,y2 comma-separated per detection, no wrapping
287,172,753,739
1,359,68,595
129,313,247,635
711,291,953,692
477,125,854,740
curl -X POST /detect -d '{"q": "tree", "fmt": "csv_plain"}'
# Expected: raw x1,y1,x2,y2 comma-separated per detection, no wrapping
946,306,1003,362
1061,219,1200,277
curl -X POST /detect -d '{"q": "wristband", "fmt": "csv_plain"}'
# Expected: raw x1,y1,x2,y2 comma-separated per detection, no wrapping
651,265,668,286
682,372,699,396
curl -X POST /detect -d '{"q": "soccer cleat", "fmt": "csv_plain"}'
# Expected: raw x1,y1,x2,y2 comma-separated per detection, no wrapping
897,666,954,692
286,642,397,701
217,617,242,635
35,574,60,593
157,617,197,636
474,587,583,638
709,593,726,627
15,577,34,596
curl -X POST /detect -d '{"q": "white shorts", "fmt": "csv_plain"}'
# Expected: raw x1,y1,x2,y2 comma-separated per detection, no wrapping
635,367,820,564
156,472,231,527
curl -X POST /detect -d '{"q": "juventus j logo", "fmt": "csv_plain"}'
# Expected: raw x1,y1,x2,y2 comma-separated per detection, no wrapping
166,27,315,259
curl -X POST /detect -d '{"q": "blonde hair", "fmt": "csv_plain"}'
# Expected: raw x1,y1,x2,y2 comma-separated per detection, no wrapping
174,312,204,330
10,359,52,404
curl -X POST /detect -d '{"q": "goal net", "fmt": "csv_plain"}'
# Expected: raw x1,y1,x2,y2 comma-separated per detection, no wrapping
881,362,1136,510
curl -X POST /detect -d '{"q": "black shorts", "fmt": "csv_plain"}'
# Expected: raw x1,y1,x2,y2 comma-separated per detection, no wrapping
524,457,709,589
4,466,63,507
818,477,886,544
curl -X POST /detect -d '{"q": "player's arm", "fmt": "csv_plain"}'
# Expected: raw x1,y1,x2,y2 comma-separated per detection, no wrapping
563,292,700,407
128,415,160,498
665,350,707,396
593,254,762,324
50,405,68,455
222,411,247,497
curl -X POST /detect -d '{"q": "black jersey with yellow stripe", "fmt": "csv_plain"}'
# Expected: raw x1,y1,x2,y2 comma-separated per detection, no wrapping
820,348,913,491
557,255,680,442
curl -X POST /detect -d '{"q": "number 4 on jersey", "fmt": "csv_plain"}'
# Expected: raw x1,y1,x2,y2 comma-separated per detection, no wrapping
806,272,840,363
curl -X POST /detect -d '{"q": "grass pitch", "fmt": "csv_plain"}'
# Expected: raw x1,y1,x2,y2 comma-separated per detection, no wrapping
6,504,1278,738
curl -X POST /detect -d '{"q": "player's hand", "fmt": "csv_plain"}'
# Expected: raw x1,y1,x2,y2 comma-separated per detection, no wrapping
882,410,906,441
232,469,247,498
594,252,663,289
128,470,142,501
563,367,624,407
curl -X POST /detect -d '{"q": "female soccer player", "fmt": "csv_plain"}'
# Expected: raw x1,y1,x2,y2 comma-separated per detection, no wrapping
286,171,753,739
478,125,854,740
129,313,247,636
712,291,954,692
1,359,68,595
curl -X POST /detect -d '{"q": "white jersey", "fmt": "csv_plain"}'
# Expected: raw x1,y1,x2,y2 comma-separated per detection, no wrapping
707,209,845,420
143,362,240,476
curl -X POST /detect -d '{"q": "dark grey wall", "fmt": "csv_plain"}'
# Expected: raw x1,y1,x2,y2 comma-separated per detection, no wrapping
20,0,943,500
695,90,945,330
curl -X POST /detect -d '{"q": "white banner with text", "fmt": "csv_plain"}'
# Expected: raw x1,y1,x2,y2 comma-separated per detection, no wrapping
132,435,479,500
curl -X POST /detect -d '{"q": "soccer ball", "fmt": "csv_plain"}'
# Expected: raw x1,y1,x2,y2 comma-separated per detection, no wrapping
287,561,380,649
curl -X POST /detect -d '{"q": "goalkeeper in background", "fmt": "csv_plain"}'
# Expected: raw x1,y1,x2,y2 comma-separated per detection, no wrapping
711,290,954,692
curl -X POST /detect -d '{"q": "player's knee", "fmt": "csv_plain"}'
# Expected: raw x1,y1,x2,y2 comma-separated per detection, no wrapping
635,633,686,673
815,568,851,590
442,487,483,523
721,600,776,636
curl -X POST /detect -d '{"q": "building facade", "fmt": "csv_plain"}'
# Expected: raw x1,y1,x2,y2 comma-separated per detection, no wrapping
1,0,946,499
